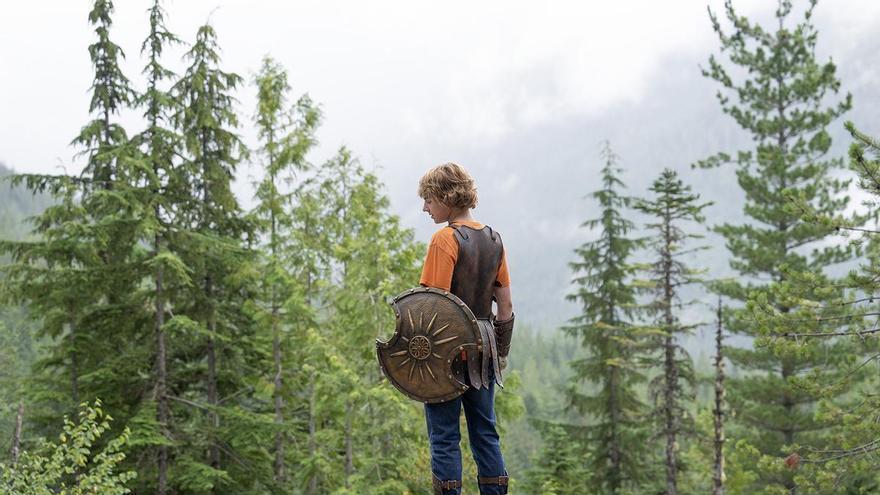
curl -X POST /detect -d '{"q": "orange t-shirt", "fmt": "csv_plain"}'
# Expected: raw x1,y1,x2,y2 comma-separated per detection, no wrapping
419,221,511,291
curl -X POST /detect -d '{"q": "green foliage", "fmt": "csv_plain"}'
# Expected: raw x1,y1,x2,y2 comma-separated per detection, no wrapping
633,168,712,492
559,141,654,494
502,326,581,481
1,1,152,453
0,400,136,495
521,423,592,494
750,123,880,492
287,150,431,494
700,1,870,492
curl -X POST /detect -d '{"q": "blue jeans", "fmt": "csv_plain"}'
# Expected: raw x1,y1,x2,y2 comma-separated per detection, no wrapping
424,366,507,494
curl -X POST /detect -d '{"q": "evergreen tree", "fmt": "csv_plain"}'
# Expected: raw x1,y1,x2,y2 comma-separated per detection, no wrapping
169,22,263,494
700,1,870,492
633,169,711,494
754,122,880,493
713,297,727,495
282,149,430,493
562,142,652,494
75,0,137,190
0,177,93,429
249,55,321,487
130,2,183,492
1,0,149,442
521,424,592,495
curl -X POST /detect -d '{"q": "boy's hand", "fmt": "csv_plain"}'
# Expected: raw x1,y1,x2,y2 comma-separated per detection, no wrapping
498,356,508,371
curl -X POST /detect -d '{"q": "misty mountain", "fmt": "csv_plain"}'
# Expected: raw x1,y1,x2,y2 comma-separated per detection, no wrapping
391,37,880,343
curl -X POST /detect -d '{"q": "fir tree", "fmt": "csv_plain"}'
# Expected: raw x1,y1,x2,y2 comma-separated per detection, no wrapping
700,1,870,492
250,55,321,485
1,0,148,440
262,148,429,493
318,150,427,492
75,0,137,190
170,22,260,493
713,297,727,495
0,177,92,420
521,423,591,495
562,142,651,494
633,168,711,495
131,1,182,492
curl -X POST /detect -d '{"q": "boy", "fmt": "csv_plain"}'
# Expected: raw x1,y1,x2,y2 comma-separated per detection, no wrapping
418,162,515,495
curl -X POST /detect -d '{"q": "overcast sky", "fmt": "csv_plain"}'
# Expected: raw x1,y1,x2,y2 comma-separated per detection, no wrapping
3,1,879,330
5,1,878,189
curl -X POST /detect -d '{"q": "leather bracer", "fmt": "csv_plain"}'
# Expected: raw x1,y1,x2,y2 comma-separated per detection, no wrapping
493,313,514,358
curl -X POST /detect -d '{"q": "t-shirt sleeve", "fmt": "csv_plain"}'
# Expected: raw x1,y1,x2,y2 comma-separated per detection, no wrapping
419,228,459,291
495,248,511,288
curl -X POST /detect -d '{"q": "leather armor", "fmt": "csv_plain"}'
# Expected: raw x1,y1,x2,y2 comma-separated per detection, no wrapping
448,224,505,388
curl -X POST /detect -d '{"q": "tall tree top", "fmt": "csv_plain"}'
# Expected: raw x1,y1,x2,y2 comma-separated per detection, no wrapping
704,0,850,152
84,0,135,122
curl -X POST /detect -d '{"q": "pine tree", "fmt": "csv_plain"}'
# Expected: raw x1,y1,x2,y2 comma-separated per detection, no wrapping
279,149,429,493
633,169,711,494
131,2,183,492
76,0,137,190
562,142,652,494
700,1,870,492
250,55,321,485
521,424,592,495
753,123,880,493
318,150,427,492
0,177,91,422
713,297,727,495
1,0,149,437
170,22,261,493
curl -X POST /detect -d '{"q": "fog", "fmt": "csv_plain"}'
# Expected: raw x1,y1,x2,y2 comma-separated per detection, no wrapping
2,0,878,332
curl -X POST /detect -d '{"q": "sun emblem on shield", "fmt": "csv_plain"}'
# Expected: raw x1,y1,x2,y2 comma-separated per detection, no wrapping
389,310,459,382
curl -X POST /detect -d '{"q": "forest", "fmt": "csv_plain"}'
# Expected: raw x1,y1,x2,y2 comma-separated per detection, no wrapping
2,0,880,494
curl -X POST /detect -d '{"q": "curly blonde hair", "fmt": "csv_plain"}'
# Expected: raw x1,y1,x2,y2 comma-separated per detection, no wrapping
417,162,478,209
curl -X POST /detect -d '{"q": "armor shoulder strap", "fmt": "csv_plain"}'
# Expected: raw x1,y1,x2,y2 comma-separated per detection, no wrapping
447,223,468,240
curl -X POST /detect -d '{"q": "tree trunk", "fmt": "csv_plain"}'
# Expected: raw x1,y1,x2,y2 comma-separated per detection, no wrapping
268,153,286,483
344,402,354,487
206,275,221,475
664,334,678,495
68,321,79,406
9,401,24,464
272,291,285,481
608,363,621,495
663,206,678,495
713,297,726,495
156,265,169,495
776,58,797,495
308,377,318,495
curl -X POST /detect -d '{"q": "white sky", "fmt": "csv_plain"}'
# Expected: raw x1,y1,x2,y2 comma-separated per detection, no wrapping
5,1,877,183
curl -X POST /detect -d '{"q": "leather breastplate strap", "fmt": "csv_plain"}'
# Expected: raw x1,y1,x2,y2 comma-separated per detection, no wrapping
449,224,504,388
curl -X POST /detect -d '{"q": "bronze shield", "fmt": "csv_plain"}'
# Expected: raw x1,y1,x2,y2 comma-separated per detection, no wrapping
376,287,481,403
